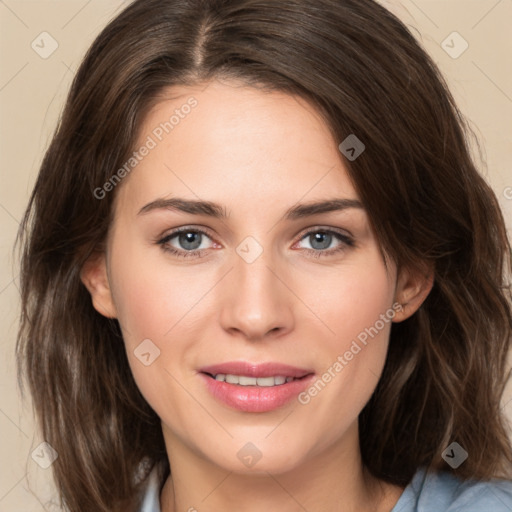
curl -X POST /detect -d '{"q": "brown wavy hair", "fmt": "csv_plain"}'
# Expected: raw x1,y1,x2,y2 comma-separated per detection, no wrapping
16,0,512,510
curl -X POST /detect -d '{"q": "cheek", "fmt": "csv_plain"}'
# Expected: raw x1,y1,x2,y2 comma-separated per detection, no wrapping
296,251,396,430
107,238,214,407
303,251,395,358
109,239,209,343
336,268,394,351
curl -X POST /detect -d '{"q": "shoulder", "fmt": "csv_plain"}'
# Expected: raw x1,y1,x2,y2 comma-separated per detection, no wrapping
392,467,512,512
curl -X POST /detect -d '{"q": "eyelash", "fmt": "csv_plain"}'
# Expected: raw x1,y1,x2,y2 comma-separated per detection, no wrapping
156,226,355,260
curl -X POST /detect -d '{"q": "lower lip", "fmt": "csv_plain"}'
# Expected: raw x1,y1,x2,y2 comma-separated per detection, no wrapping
200,373,315,412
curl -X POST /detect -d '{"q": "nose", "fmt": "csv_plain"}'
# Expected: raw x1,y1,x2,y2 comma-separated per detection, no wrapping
219,245,295,342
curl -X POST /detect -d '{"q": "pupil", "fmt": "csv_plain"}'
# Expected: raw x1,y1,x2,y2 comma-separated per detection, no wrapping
311,232,331,250
180,232,201,250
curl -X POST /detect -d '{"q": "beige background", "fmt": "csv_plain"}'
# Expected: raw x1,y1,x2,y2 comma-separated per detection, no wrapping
1,0,511,509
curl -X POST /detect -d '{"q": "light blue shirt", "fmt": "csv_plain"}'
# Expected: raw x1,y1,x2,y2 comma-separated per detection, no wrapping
138,464,512,511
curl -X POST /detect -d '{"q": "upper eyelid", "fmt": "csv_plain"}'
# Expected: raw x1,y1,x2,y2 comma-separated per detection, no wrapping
296,225,353,240
159,225,215,243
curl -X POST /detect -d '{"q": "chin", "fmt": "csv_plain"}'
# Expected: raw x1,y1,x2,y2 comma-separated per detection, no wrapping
202,438,311,475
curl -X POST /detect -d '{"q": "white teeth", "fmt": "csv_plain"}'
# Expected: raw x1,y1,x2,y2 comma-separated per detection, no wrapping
214,374,294,386
225,374,239,384
256,377,276,387
239,376,257,386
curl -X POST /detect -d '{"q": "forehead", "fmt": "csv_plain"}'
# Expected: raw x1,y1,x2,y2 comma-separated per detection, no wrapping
115,79,359,214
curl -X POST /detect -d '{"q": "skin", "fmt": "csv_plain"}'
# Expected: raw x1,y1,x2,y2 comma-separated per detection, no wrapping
82,78,433,512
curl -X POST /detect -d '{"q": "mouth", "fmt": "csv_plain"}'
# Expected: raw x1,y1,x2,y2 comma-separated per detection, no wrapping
199,362,315,412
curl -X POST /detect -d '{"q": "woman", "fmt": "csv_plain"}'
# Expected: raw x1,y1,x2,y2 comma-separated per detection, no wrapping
16,0,512,511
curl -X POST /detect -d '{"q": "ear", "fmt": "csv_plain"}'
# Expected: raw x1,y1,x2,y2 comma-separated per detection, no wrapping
392,264,434,322
80,251,117,319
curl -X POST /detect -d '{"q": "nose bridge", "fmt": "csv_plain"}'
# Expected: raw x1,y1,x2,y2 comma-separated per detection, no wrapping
219,236,293,339
236,244,278,303
234,238,282,314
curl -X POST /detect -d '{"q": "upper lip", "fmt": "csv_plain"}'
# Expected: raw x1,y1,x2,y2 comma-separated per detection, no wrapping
199,361,314,379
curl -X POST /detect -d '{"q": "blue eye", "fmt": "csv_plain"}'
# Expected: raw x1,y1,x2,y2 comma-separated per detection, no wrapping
157,227,213,259
295,230,354,258
157,227,354,259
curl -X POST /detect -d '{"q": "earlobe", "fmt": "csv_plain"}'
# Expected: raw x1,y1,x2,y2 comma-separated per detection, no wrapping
392,265,434,322
80,252,117,319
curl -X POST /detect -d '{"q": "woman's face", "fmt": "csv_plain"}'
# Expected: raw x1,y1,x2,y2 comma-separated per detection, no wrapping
87,79,418,474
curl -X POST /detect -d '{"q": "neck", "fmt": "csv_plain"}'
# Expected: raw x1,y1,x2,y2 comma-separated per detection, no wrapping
159,422,404,512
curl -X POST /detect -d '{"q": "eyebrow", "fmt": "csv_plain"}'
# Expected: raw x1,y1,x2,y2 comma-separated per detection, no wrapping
137,197,364,221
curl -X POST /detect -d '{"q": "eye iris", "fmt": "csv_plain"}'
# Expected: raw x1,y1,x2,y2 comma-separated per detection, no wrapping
310,232,332,250
179,232,202,250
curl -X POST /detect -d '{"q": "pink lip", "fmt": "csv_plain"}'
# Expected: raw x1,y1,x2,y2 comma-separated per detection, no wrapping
199,361,315,413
